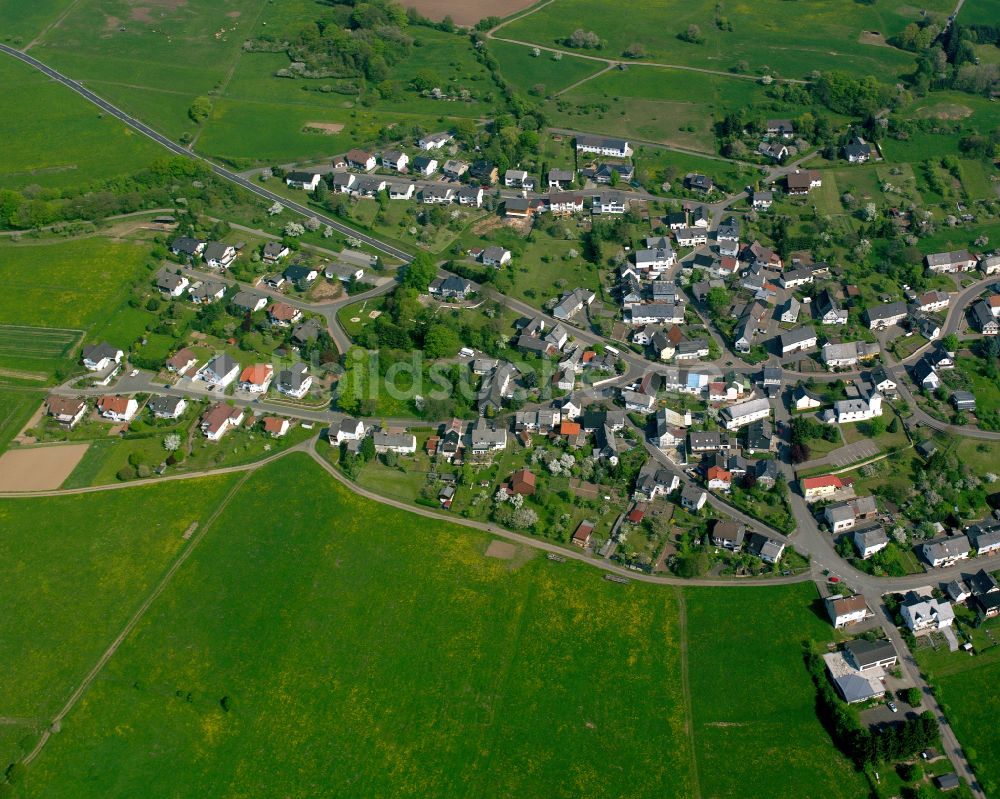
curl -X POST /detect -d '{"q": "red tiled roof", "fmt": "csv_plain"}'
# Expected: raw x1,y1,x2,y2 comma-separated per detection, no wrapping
268,302,299,321
560,421,581,436
239,364,273,385
98,395,131,414
802,475,843,491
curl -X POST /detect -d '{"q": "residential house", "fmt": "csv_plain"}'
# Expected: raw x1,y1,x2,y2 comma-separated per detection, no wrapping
634,460,680,500
921,535,971,568
712,520,746,550
745,419,775,454
268,302,302,327
469,160,498,185
801,474,848,501
629,303,685,326
325,262,365,283
82,342,123,372
97,395,138,423
825,594,869,629
592,191,628,215
504,197,545,219
477,362,517,415
822,341,880,368
780,297,801,324
387,181,415,200
914,289,951,313
418,132,451,150
824,650,887,704
276,363,312,399
507,468,537,496
634,246,676,275
346,148,377,171
901,591,955,632
824,381,882,424
685,173,714,193
203,242,237,270
457,185,484,207
170,236,205,259
843,136,872,163
815,289,848,325
482,246,512,267
411,155,438,176
285,171,321,190
865,301,908,330
853,526,889,559
969,523,1000,556
429,275,474,300
188,279,227,304
780,326,818,355
262,417,290,437
262,242,290,264
238,364,274,394
166,348,198,376
844,639,897,671
148,395,187,419
231,290,267,313
747,532,785,563
758,142,787,162
374,430,417,454
547,191,585,215
687,431,732,454
780,266,813,289
951,390,977,412
157,272,189,298
979,254,1000,275
283,264,318,285
680,485,707,511
767,119,795,138
548,168,575,189
575,134,632,158
469,418,507,457
792,384,823,412
200,403,245,441
45,396,87,428
381,150,409,172
925,249,976,273
675,227,707,247
441,159,468,179
332,172,357,193
592,162,634,184
912,357,941,391
972,300,999,335
786,169,822,195
198,353,240,388
422,185,454,204
333,417,366,445
719,397,771,431
824,495,878,532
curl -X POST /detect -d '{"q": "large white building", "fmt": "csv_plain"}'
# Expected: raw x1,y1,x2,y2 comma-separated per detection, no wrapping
719,398,771,431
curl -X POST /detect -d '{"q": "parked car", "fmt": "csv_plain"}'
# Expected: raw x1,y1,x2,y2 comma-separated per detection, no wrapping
887,701,898,713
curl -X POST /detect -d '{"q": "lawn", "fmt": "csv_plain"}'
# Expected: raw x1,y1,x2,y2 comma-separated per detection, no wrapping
684,582,869,799
497,0,945,79
0,56,163,191
18,454,697,799
0,472,239,765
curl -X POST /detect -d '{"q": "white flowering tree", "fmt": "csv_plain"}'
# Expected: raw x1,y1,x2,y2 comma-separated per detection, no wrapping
268,201,283,216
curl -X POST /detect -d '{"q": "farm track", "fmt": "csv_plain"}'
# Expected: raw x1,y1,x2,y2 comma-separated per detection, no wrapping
674,588,701,799
22,468,254,766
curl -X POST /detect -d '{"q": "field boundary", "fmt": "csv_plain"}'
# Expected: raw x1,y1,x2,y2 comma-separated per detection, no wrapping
674,587,702,799
22,469,253,766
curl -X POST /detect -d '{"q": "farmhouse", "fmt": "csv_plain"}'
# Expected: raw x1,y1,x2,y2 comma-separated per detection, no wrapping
913,289,951,313
824,495,878,532
801,474,848,501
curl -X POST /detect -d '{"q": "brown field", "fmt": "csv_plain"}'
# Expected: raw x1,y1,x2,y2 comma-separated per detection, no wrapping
304,122,345,135
405,0,538,26
485,540,516,559
0,444,90,491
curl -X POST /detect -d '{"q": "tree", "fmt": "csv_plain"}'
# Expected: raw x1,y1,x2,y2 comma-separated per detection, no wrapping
188,96,212,123
360,435,375,462
941,333,959,353
423,324,460,358
906,687,922,707
401,252,437,292
623,42,646,58
674,550,709,578
313,180,327,202
679,24,703,43
163,434,181,452
706,286,729,316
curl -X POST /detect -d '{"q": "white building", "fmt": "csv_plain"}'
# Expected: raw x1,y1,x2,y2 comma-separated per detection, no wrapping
719,398,771,431
901,591,955,633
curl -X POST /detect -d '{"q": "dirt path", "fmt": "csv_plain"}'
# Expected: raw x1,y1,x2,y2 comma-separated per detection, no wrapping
674,588,702,799
23,469,253,767
553,62,616,97
24,0,85,50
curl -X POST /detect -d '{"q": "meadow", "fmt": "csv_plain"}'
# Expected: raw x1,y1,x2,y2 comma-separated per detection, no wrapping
488,39,606,96
497,0,951,80
0,473,239,765
685,583,869,799
15,454,694,798
0,238,150,376
0,0,74,42
0,389,43,453
0,56,163,191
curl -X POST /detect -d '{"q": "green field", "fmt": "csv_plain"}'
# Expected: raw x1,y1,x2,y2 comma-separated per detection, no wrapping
0,56,163,191
0,239,150,376
0,389,43,453
489,39,606,95
497,0,949,79
0,472,239,765
8,453,865,798
686,583,868,798
0,0,74,42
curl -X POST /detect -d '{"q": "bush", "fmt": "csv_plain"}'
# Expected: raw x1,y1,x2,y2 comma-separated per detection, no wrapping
116,466,136,481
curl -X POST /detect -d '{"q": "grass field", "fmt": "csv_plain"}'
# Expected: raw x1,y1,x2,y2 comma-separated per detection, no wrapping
497,0,949,80
489,39,606,95
0,390,43,454
0,239,150,377
0,0,74,42
0,56,163,191
17,454,694,798
0,472,239,765
686,582,868,798
9,453,865,798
